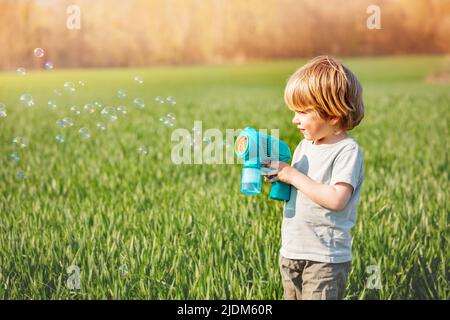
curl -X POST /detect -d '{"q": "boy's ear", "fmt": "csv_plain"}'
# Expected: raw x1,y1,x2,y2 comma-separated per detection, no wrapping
329,117,340,126
329,117,345,134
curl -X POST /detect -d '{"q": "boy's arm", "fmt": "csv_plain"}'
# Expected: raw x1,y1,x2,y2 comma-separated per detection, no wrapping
267,161,353,211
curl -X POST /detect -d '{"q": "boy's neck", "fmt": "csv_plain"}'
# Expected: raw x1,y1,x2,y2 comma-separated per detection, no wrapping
313,131,348,145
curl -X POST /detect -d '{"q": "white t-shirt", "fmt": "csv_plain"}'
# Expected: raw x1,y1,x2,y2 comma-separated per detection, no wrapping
281,136,364,263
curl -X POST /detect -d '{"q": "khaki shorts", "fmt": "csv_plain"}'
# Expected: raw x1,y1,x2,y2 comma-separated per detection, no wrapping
279,255,351,300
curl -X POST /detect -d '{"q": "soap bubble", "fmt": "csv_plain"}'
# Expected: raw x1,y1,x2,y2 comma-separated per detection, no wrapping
56,119,65,128
57,117,74,128
48,100,57,109
159,115,174,127
0,103,7,118
12,136,27,148
117,106,127,116
44,61,54,70
96,122,106,131
16,67,26,75
203,137,211,145
155,96,165,105
84,103,95,114
94,101,102,109
79,127,91,140
54,89,62,97
137,146,148,155
10,152,20,162
133,98,145,109
16,170,26,180
117,89,127,99
64,82,75,93
19,94,35,108
55,134,65,144
101,107,118,122
70,105,81,115
119,264,128,276
159,113,175,127
166,96,176,105
133,76,143,85
34,48,45,58
63,117,74,127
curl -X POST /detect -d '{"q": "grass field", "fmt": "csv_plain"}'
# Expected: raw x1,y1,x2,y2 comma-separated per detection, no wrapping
0,56,448,299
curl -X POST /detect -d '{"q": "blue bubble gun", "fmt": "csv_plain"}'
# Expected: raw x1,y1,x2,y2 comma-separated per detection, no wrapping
235,127,291,201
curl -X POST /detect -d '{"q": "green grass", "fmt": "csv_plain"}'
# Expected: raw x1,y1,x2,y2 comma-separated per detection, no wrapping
0,55,448,299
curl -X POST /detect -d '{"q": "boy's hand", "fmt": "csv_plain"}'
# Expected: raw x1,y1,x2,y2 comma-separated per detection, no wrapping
262,160,294,184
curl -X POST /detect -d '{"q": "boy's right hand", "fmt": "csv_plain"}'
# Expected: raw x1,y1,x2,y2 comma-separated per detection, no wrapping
262,159,279,183
263,174,278,184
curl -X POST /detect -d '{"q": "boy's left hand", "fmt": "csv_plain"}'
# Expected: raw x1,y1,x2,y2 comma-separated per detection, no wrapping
262,161,294,184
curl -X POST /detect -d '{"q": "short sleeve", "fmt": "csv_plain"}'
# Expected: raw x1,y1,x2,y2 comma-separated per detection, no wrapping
330,147,363,191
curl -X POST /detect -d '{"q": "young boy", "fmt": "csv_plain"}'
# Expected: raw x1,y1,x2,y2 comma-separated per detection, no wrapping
264,56,364,300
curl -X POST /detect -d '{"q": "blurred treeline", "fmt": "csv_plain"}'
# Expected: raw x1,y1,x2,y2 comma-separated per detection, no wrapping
0,0,449,69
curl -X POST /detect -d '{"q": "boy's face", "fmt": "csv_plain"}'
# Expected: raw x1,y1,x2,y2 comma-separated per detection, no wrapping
292,110,336,142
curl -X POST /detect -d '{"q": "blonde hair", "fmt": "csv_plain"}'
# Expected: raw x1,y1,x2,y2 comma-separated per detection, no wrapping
284,56,364,131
